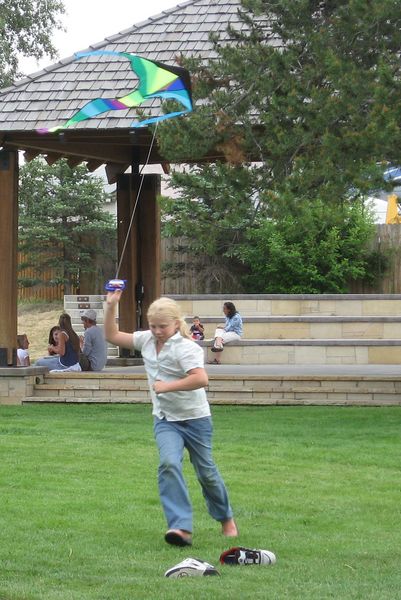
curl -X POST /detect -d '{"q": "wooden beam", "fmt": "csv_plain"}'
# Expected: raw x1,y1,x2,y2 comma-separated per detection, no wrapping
86,159,104,172
2,129,169,165
23,149,41,162
0,150,18,366
4,134,226,165
67,156,85,169
105,162,130,184
2,122,252,167
5,138,142,164
44,153,63,165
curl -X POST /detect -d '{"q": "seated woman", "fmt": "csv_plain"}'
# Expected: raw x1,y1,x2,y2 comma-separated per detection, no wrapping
17,333,30,367
48,325,61,355
208,302,243,365
36,313,81,372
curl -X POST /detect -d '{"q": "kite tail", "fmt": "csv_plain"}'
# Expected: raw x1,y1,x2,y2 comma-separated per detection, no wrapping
132,108,192,128
38,91,146,134
130,88,193,127
38,98,131,134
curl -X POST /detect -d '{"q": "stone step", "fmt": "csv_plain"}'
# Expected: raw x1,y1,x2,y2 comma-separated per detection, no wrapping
67,310,106,322
32,374,150,402
67,313,401,340
64,308,401,342
169,294,401,317
106,347,119,357
200,339,401,365
25,396,149,404
62,294,401,363
65,293,401,318
64,294,105,306
106,357,144,367
197,317,401,340
25,372,401,406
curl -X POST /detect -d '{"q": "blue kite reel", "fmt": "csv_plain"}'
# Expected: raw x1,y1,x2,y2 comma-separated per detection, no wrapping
105,279,127,292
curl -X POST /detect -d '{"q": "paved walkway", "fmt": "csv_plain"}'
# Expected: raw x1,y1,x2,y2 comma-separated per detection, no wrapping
104,364,401,377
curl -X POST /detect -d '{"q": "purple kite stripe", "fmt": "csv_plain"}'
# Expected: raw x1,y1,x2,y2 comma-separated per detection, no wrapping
107,99,127,110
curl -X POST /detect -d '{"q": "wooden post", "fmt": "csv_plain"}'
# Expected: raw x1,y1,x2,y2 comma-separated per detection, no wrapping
0,150,18,366
115,173,161,354
116,174,138,349
138,175,161,327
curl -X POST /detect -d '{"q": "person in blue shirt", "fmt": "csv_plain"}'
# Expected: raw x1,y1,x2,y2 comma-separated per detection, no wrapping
209,301,243,365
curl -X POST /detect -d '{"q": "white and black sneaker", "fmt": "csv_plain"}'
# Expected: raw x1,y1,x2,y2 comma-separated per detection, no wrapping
165,557,220,578
220,547,276,566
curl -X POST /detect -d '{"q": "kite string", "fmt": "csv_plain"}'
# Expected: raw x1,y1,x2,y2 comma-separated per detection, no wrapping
115,122,159,279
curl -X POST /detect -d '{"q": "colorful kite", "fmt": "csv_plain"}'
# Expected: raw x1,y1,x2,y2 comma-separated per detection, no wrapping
38,50,193,133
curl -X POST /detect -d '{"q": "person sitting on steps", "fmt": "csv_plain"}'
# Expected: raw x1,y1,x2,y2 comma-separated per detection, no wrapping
48,326,61,355
208,301,243,365
17,333,30,367
79,308,107,372
190,316,205,340
35,313,81,372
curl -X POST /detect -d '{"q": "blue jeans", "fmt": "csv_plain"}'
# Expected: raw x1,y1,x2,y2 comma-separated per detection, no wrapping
35,356,65,369
153,416,233,533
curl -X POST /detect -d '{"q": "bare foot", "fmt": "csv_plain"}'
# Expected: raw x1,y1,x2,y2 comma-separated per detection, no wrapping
165,529,193,546
221,518,238,537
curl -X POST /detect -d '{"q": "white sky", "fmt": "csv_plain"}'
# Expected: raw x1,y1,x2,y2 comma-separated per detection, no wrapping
19,0,179,74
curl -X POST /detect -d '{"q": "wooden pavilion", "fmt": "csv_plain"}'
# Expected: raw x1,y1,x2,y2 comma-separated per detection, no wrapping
0,0,244,366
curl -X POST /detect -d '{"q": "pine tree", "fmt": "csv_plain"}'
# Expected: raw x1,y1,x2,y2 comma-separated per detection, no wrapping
157,0,401,292
19,158,116,294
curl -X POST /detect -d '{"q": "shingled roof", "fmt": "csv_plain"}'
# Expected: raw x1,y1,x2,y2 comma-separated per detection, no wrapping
0,0,250,179
1,0,250,131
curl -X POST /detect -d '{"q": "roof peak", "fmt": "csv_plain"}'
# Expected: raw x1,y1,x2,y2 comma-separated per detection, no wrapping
3,0,201,94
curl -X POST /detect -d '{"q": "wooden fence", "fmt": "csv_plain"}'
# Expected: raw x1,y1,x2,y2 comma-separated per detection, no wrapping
17,239,114,301
18,252,77,302
17,224,401,300
349,224,401,294
161,238,201,295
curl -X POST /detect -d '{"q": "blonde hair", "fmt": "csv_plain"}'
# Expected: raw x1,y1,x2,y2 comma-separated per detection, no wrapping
147,297,191,339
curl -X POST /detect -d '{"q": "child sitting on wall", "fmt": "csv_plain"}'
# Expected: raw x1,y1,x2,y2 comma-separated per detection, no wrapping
17,333,30,367
190,316,205,340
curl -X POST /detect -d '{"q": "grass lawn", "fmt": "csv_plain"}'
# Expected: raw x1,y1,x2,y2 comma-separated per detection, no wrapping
0,404,400,600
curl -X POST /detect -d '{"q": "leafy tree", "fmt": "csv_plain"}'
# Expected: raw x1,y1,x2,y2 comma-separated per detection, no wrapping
18,158,116,294
0,0,64,88
238,198,377,293
157,0,401,292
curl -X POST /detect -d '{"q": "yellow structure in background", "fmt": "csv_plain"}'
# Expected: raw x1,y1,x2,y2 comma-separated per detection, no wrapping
385,193,401,224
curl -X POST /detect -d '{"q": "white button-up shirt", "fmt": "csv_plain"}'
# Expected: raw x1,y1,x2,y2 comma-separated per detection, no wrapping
133,330,211,421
